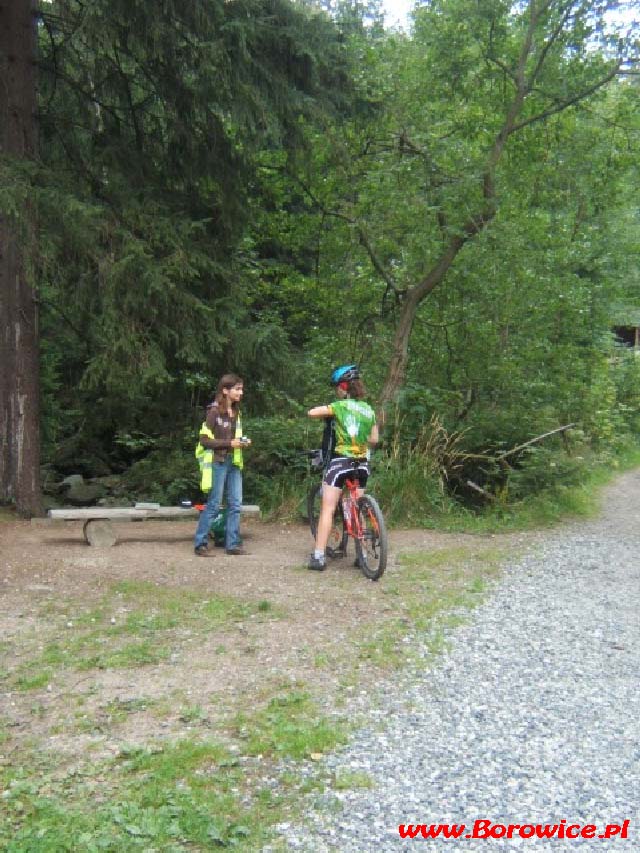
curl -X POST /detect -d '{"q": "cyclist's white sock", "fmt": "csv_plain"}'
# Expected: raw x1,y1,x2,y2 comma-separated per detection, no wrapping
314,549,325,561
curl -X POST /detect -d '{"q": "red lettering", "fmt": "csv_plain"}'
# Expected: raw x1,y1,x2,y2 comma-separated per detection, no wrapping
398,824,466,839
398,825,421,839
399,818,629,842
534,824,559,838
472,819,492,838
440,824,466,838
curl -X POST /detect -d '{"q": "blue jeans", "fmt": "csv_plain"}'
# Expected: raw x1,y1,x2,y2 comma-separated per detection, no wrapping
194,457,242,550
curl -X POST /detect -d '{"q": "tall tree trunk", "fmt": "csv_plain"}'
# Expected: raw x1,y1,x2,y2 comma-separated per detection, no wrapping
379,233,475,411
0,0,42,516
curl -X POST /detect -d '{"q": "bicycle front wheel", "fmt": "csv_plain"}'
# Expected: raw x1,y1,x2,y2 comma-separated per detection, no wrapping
307,482,347,558
355,495,387,580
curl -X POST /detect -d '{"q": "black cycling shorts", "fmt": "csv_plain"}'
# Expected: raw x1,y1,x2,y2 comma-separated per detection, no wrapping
323,456,370,489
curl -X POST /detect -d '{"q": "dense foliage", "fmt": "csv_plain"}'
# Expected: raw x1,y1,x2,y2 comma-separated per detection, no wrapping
1,0,639,519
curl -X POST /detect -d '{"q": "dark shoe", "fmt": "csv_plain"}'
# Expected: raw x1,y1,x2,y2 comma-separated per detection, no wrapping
225,547,247,555
308,554,326,571
194,544,214,557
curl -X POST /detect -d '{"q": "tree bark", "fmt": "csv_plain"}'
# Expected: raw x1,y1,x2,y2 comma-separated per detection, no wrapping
0,0,42,516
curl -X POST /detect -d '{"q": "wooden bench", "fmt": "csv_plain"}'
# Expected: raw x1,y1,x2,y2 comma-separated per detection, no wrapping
43,504,261,547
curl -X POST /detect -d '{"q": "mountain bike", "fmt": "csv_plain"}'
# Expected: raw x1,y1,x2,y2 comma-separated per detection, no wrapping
307,452,388,581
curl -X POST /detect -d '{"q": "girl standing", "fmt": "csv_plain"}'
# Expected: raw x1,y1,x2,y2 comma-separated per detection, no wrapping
194,374,251,556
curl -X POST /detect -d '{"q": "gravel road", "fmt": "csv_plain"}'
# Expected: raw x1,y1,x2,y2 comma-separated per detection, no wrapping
273,470,640,851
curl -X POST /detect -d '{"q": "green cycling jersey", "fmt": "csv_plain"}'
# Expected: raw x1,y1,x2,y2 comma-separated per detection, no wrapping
328,398,376,458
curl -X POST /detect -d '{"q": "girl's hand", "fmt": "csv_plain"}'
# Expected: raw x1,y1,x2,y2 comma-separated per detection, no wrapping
231,437,251,448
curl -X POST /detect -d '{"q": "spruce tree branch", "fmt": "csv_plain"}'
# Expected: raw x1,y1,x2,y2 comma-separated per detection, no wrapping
111,43,144,152
37,297,89,343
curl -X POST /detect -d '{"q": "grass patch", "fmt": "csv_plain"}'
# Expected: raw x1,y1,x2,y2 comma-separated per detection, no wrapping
0,738,282,851
333,770,375,791
232,687,349,760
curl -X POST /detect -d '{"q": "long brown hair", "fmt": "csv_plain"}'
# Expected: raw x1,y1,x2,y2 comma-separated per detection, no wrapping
214,373,243,412
346,378,366,399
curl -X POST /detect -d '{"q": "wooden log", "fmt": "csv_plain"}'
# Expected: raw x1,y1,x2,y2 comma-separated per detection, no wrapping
83,519,117,547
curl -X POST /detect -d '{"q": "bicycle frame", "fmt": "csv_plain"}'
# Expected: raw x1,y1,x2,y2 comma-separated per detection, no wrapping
341,476,365,540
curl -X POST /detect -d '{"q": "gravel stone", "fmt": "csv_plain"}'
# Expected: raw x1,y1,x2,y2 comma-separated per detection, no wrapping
272,471,640,851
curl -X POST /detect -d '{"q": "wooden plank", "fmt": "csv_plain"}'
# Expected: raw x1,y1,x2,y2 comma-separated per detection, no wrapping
45,505,260,522
47,508,162,520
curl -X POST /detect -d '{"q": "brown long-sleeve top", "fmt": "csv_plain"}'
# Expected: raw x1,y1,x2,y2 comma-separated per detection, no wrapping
199,402,239,463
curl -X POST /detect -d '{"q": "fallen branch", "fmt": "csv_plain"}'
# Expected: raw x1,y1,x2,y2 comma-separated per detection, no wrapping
495,423,577,461
465,479,496,501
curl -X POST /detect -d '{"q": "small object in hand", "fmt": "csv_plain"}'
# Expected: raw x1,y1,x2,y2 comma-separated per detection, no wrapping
239,436,250,444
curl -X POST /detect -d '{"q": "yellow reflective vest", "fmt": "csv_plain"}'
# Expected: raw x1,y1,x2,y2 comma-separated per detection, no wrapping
195,414,243,493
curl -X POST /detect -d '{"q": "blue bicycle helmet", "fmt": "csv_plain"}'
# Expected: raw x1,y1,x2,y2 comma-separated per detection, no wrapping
330,364,360,386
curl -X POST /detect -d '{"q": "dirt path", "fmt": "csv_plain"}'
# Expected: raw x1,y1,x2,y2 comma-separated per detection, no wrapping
1,512,534,764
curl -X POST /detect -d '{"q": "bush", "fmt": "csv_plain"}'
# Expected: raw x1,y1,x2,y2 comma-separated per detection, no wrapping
502,446,590,501
122,446,200,505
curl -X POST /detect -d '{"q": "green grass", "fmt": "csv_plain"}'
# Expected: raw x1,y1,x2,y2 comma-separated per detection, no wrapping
0,738,282,851
232,687,349,760
2,576,353,848
333,770,375,791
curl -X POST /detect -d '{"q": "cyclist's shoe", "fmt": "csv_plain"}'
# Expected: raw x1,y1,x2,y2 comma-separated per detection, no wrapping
308,554,326,571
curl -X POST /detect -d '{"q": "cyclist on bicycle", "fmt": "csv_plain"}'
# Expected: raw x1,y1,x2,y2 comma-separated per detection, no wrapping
307,364,379,571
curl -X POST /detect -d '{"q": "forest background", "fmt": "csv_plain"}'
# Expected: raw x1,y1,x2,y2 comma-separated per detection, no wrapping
1,0,639,526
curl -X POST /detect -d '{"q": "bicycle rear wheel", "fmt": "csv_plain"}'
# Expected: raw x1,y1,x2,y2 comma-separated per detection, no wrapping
354,495,387,580
307,482,347,558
